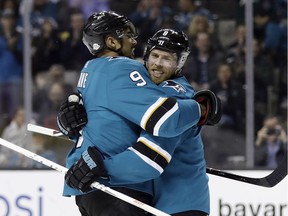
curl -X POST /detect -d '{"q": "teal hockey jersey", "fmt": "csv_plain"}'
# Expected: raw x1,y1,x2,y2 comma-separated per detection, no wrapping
64,56,201,196
103,76,209,214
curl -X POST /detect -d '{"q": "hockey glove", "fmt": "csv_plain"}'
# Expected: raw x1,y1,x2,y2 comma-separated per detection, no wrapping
193,90,222,126
65,146,108,193
57,93,87,138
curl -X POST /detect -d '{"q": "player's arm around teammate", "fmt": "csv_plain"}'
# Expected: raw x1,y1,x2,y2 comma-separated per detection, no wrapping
61,28,221,216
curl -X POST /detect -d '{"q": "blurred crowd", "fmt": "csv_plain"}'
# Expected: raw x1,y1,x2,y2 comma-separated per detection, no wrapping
0,0,286,169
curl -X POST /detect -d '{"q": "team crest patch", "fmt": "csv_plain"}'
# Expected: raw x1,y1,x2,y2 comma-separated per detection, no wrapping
162,80,186,93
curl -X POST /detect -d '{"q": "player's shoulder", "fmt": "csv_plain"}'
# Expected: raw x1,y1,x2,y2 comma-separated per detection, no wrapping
108,56,142,65
82,56,145,71
107,57,147,75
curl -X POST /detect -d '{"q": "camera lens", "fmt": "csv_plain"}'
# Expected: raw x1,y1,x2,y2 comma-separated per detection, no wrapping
267,128,280,135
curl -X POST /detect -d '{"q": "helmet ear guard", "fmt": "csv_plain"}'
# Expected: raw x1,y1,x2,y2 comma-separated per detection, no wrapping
177,50,190,72
144,29,191,73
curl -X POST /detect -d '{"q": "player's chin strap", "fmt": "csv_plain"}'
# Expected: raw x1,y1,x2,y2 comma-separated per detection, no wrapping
106,46,123,56
0,138,171,216
105,36,125,57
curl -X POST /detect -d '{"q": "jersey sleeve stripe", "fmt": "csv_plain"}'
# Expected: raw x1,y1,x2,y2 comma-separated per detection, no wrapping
128,147,164,174
140,97,167,129
140,97,178,136
137,137,171,162
132,139,170,170
153,102,179,136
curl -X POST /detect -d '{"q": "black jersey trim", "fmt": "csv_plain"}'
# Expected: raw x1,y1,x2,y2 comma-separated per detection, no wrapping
133,140,168,170
145,97,177,134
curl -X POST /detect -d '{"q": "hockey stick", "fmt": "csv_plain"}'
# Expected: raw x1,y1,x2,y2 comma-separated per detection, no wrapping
206,154,287,187
27,124,67,140
27,124,288,187
0,138,170,216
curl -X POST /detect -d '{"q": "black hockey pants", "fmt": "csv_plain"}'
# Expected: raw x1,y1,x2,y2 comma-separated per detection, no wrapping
75,187,152,216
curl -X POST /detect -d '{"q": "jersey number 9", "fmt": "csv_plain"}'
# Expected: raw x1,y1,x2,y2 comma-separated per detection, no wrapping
130,71,147,86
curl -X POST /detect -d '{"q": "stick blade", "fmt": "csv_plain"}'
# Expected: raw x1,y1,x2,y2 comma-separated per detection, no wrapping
27,123,67,139
260,152,287,187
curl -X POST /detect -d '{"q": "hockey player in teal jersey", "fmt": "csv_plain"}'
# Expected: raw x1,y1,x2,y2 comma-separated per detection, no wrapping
57,11,206,216
60,28,221,216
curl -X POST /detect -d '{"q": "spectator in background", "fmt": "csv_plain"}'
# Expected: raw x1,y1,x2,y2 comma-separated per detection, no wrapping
275,0,287,20
225,24,246,64
187,14,221,51
174,0,214,32
228,37,275,130
253,38,275,98
46,64,74,93
255,115,287,168
0,107,30,168
253,4,283,62
0,9,23,119
32,64,74,117
59,9,92,71
129,0,173,57
37,82,66,130
32,17,60,77
200,63,246,167
0,0,20,21
31,133,59,169
183,31,224,90
65,0,110,20
33,71,48,116
255,115,287,147
33,64,73,127
18,0,59,36
209,63,245,132
278,18,287,108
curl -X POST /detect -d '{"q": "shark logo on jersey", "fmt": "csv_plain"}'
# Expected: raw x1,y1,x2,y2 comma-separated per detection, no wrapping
162,80,186,93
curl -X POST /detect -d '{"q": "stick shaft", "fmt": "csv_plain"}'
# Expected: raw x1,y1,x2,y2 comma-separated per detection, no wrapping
0,138,170,216
0,137,66,172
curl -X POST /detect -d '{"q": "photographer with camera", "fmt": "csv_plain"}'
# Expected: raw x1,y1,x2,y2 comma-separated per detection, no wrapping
255,115,287,168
